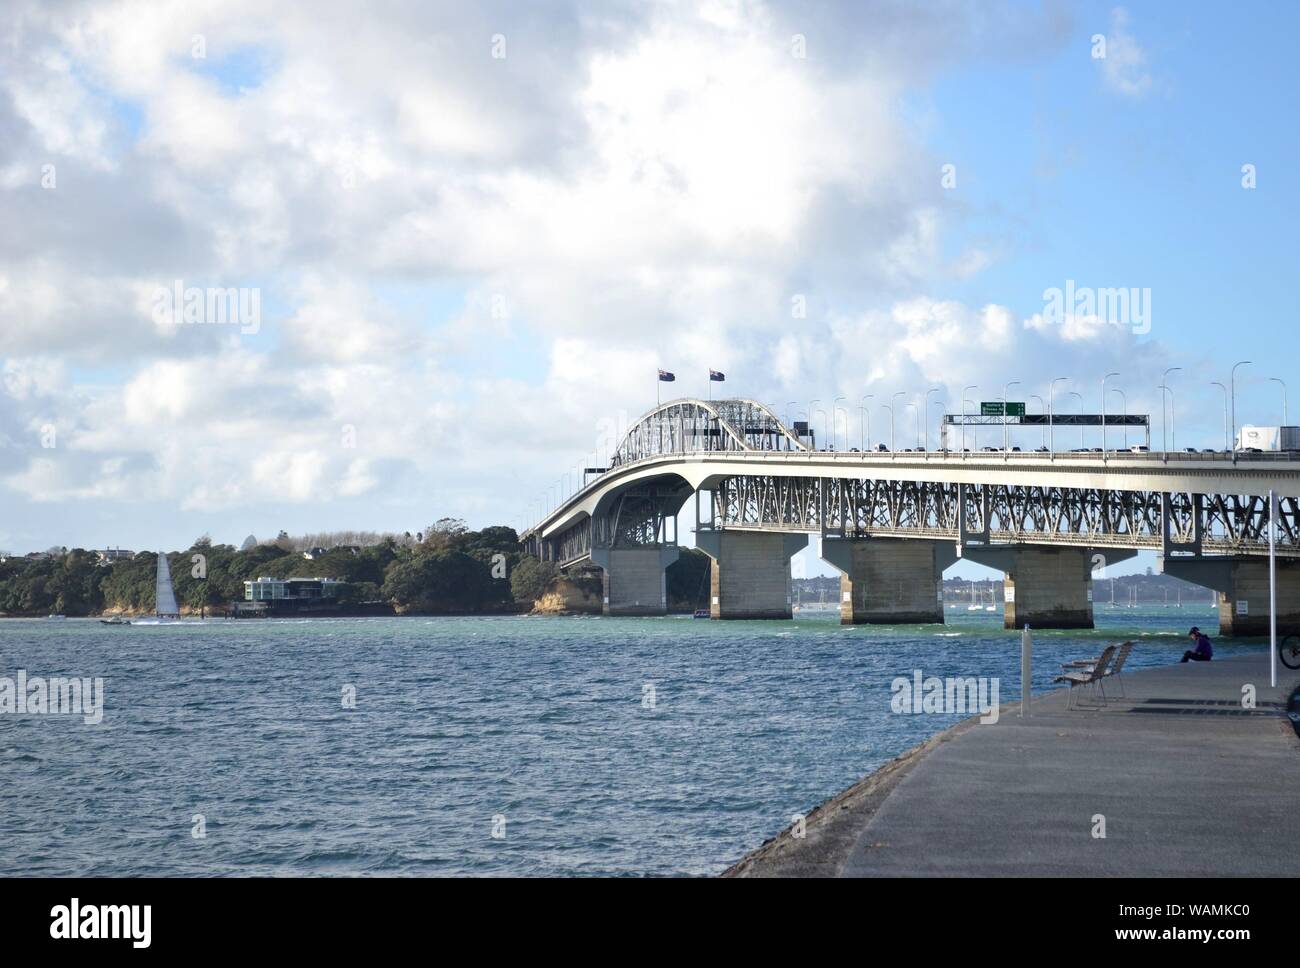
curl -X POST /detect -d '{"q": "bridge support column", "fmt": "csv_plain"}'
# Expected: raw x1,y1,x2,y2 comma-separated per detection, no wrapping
962,546,1136,630
695,530,807,619
821,537,955,625
1160,556,1300,637
591,546,679,616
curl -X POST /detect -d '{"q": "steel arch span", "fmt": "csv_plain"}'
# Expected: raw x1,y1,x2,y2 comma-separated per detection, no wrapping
611,398,808,465
529,398,808,565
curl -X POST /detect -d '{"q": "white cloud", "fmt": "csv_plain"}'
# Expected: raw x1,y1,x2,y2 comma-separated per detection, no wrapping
1098,7,1152,98
282,275,425,363
7,49,116,168
0,0,1094,549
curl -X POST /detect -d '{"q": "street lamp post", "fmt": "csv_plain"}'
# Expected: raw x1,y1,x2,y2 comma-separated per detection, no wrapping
859,394,873,451
809,399,821,449
891,391,906,452
1068,391,1084,449
1111,388,1128,450
1170,389,1177,453
814,408,828,451
1002,381,1021,452
834,396,848,451
1030,394,1046,448
1231,361,1252,457
963,385,977,451
907,402,920,449
1101,372,1119,455
1210,381,1229,451
1049,377,1068,454
1160,367,1182,454
883,403,896,453
1269,377,1288,425
925,387,942,452
1157,386,1173,461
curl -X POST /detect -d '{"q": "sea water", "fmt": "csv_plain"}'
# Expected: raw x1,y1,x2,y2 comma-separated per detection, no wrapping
0,605,1251,876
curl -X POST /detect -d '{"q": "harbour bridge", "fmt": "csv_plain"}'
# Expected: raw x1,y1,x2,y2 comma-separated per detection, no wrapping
521,398,1300,633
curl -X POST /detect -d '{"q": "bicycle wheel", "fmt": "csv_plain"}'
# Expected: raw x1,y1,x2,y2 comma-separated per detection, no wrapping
1281,635,1300,671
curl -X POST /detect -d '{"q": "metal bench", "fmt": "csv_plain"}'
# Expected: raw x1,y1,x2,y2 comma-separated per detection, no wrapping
1052,644,1118,710
1061,641,1135,698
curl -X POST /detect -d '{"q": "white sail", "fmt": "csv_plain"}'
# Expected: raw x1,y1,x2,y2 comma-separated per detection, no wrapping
155,551,180,618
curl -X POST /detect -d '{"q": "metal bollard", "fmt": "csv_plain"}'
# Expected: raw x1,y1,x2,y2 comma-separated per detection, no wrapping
1021,624,1032,717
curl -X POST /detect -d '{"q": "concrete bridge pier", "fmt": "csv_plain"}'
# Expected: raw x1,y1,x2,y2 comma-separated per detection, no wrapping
962,545,1136,630
1160,555,1300,637
590,546,679,616
821,537,956,625
695,530,808,619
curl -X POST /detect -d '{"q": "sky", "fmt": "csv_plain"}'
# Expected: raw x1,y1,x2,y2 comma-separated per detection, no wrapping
1,0,1296,579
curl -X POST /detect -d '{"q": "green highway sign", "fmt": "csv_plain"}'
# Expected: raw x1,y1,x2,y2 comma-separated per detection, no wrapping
980,401,1026,417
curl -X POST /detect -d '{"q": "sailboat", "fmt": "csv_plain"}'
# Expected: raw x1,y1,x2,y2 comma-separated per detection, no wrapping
133,552,183,625
155,551,181,620
984,584,997,611
966,580,982,611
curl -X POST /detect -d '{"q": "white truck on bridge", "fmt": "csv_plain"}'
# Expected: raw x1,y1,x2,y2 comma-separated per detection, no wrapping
1235,425,1300,451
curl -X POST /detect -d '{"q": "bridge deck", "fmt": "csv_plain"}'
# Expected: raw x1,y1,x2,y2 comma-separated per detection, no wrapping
524,398,1300,564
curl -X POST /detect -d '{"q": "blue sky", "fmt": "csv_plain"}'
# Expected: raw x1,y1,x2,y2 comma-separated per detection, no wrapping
932,2,1296,353
1,0,1294,583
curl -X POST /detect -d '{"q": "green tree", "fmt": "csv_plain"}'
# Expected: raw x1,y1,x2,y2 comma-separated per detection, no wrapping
382,550,495,613
421,518,470,555
510,555,558,603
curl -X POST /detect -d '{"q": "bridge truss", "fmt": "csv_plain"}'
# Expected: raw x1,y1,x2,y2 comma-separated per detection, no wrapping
707,476,1300,557
524,397,1300,568
534,479,692,567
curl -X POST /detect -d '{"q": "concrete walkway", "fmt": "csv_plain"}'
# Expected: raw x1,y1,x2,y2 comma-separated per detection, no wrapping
731,651,1300,877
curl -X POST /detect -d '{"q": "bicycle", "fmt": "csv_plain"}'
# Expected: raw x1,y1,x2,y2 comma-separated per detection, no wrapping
1280,634,1300,671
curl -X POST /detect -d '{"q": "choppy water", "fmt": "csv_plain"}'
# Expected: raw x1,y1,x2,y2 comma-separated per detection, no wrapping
0,605,1254,876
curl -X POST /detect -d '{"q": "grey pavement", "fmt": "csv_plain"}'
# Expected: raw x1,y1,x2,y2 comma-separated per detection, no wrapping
841,650,1300,876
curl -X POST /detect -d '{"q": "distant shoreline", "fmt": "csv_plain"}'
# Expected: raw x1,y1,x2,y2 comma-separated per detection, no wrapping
0,604,531,620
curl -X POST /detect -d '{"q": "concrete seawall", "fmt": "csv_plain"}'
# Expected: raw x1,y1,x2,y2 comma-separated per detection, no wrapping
725,650,1300,877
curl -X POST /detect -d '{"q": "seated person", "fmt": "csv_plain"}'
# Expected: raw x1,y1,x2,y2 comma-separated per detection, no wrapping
1180,626,1213,663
